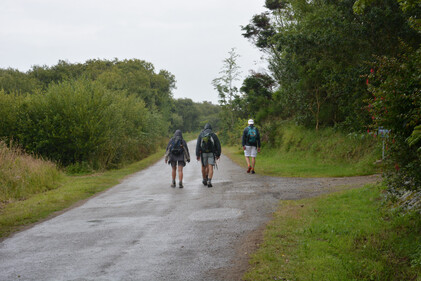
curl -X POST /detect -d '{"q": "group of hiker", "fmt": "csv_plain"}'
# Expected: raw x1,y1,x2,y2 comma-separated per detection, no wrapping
164,119,261,188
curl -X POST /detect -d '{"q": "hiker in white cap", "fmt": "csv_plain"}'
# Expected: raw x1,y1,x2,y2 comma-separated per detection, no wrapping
242,119,261,174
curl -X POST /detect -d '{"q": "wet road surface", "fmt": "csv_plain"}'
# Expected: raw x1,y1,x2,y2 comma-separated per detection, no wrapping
0,141,378,281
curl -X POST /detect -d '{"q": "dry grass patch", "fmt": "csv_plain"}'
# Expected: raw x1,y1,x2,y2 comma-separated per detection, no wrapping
0,141,62,203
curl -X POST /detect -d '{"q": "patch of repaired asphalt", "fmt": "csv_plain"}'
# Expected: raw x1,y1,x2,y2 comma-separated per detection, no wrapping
189,208,244,221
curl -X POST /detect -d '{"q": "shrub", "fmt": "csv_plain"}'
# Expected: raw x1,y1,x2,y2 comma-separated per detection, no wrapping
367,47,421,194
4,78,167,169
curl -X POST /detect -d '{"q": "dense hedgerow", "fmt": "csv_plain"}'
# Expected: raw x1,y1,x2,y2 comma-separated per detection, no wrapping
0,79,167,169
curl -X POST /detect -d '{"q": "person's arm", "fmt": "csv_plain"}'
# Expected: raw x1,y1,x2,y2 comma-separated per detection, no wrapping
257,128,261,152
164,139,172,163
242,127,248,149
183,140,190,162
214,133,221,158
196,134,201,160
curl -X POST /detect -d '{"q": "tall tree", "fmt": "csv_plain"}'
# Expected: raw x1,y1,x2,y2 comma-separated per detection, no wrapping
212,48,242,130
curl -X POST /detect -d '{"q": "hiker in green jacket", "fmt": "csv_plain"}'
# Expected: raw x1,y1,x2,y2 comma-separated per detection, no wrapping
242,119,261,174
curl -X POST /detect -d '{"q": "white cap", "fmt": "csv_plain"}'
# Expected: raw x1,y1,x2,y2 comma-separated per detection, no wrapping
248,119,254,125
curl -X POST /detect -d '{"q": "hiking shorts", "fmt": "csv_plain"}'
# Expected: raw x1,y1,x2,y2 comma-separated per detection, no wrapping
170,160,186,167
201,153,215,166
244,146,257,158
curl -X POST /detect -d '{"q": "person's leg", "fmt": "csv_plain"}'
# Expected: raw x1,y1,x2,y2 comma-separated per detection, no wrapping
245,146,252,173
207,164,214,187
245,156,251,167
208,164,214,180
178,165,184,188
171,165,176,187
202,165,208,178
251,146,257,174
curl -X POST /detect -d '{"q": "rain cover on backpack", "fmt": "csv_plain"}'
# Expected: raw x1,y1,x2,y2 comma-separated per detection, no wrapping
170,136,184,156
200,131,214,153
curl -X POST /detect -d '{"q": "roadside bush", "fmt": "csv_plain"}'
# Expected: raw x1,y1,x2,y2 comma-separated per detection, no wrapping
7,78,166,169
367,47,421,197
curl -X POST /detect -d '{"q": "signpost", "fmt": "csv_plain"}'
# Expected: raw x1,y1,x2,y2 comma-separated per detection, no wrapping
378,127,390,160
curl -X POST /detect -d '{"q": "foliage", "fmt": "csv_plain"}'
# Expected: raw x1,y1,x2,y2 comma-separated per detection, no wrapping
240,72,276,123
0,59,185,169
366,47,421,192
212,48,244,137
171,98,200,132
194,101,221,130
0,79,166,169
0,59,176,119
240,0,420,130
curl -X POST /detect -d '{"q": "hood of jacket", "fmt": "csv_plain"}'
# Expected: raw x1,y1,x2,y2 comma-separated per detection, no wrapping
174,130,183,139
204,123,212,130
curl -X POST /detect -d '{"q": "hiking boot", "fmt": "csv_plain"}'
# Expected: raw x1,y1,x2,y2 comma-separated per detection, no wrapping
247,166,252,173
207,180,213,188
202,178,208,186
251,169,256,174
171,180,176,188
179,181,183,188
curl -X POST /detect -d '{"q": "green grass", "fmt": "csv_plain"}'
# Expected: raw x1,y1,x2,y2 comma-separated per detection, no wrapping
244,184,421,280
223,124,380,177
0,148,165,239
224,146,377,177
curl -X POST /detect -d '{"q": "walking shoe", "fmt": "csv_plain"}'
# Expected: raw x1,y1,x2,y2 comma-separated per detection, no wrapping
207,180,213,188
202,178,208,186
247,166,252,173
251,169,255,174
171,180,176,188
179,181,183,188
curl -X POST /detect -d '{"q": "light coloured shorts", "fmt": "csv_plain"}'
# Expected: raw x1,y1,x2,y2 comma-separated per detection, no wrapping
201,152,215,166
244,146,257,158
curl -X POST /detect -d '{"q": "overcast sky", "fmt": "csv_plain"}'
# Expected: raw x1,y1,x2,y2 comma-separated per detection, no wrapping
0,0,267,104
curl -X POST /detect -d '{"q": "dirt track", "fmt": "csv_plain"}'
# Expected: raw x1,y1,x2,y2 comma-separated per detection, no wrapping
0,141,379,281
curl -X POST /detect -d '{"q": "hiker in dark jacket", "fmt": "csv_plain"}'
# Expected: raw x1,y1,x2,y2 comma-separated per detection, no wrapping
242,119,261,174
165,130,190,188
196,123,221,187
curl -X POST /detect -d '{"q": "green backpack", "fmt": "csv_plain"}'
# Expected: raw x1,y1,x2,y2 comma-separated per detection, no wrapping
200,131,214,153
247,126,257,144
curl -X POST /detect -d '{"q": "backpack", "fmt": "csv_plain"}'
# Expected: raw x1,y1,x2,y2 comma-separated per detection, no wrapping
200,131,214,153
247,126,257,144
170,136,184,156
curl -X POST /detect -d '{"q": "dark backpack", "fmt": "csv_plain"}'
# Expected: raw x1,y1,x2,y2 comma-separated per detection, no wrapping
170,137,184,156
200,131,214,153
247,126,257,144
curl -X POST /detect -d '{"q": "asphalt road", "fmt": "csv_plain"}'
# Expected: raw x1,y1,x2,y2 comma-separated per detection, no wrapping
0,141,378,281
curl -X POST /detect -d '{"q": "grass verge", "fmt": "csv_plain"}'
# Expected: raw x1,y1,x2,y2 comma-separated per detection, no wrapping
224,146,378,177
223,123,380,177
244,184,421,280
0,148,165,239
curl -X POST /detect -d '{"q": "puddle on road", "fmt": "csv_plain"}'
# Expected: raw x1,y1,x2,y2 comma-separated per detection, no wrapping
188,208,243,221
